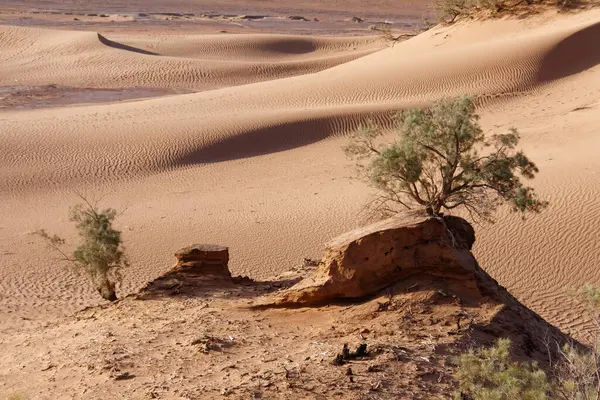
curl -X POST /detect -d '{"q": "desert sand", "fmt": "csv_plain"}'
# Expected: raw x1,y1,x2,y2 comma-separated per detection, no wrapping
1,1,599,354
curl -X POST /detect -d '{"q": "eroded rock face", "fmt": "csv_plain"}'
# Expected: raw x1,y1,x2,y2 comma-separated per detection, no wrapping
267,212,481,306
173,244,231,278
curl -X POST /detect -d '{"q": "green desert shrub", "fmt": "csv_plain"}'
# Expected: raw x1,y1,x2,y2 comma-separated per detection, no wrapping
454,338,551,399
455,337,600,399
455,284,600,399
344,96,547,222
436,0,584,22
554,343,600,400
37,198,128,301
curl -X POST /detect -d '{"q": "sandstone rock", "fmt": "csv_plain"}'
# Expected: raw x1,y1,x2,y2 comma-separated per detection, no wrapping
138,244,232,297
174,244,231,278
267,212,480,306
258,212,577,364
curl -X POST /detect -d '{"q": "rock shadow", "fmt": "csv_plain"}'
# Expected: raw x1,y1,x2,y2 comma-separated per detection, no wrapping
136,270,302,301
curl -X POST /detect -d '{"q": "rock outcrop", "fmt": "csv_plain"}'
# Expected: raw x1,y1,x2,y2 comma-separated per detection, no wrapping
267,212,480,306
139,243,232,297
261,212,575,363
173,244,231,278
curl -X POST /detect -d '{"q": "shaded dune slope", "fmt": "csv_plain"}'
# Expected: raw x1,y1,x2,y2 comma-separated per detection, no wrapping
537,21,600,82
1,18,600,192
111,33,376,60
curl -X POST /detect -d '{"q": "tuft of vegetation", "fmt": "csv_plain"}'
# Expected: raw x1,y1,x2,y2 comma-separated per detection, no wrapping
369,24,418,46
456,285,600,399
6,393,30,400
344,96,547,222
436,0,586,23
37,197,128,301
552,284,600,399
554,343,600,400
455,338,550,399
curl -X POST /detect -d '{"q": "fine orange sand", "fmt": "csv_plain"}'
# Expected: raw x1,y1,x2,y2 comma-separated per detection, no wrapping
1,9,600,339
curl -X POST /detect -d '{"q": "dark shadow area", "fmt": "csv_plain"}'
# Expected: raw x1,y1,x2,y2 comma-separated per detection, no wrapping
177,110,395,166
537,21,600,83
136,268,302,301
434,303,588,374
432,273,588,372
262,38,318,55
97,33,160,56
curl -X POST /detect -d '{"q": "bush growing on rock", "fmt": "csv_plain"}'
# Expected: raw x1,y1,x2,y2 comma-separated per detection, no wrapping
344,96,547,222
37,198,128,301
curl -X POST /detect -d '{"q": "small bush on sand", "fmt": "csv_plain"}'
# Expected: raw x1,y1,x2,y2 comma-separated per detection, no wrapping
344,96,547,222
456,285,600,399
436,0,586,23
436,0,471,22
454,338,550,399
369,24,418,46
37,198,128,301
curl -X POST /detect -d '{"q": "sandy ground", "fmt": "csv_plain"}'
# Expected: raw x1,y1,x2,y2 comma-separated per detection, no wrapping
1,2,600,352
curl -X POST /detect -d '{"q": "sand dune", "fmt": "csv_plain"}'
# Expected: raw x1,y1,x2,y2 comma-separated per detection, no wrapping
0,26,381,91
2,17,599,189
1,9,600,337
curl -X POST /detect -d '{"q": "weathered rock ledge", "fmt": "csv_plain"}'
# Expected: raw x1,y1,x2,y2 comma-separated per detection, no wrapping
264,212,480,306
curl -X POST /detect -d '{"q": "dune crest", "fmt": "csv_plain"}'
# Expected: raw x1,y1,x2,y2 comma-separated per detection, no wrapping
0,26,382,91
